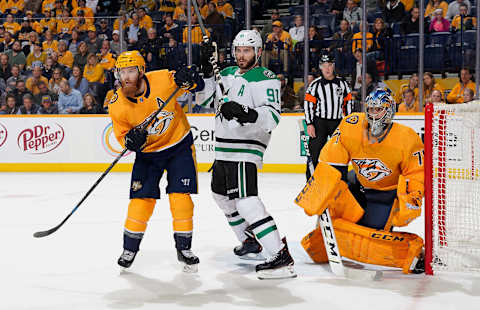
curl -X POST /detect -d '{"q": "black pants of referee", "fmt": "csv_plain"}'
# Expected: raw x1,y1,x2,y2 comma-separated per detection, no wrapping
306,118,341,180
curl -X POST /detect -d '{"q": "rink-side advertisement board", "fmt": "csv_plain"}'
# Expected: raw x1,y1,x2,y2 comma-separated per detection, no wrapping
0,114,424,172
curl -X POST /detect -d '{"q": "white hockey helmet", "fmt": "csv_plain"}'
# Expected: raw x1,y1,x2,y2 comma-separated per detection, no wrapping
232,30,263,65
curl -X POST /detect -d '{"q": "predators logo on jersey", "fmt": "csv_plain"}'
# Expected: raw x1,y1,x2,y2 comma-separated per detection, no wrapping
149,111,174,135
352,158,392,182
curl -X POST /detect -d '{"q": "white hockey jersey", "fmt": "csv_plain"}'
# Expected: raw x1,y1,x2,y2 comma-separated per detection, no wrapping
199,66,281,168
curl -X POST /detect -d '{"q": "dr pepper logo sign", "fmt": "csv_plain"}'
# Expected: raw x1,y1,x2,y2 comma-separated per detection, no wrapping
0,122,6,148
17,123,64,154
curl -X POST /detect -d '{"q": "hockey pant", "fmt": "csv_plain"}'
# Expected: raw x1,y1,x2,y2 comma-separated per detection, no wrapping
123,194,194,252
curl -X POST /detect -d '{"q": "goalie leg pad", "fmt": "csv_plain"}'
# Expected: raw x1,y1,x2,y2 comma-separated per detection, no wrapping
212,192,249,242
295,162,342,216
301,226,329,263
334,219,424,273
169,193,194,232
124,198,156,252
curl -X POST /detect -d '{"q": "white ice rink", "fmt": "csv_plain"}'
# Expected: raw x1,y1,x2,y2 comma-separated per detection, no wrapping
1,172,479,310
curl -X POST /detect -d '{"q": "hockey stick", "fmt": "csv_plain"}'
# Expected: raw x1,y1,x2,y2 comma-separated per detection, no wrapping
33,87,180,238
298,120,382,280
191,0,227,101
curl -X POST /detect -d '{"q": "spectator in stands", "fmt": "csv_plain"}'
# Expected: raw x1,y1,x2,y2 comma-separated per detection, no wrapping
350,48,378,92
137,7,153,30
42,57,55,80
401,6,428,35
205,2,225,46
56,9,76,40
261,8,280,41
0,31,14,53
278,73,300,112
27,65,49,95
352,71,379,108
37,95,59,114
80,93,104,114
263,20,293,74
183,14,210,44
447,67,476,103
126,13,147,50
73,0,94,18
384,0,406,24
49,68,67,94
26,44,46,70
98,40,116,71
369,18,392,61
451,4,477,32
395,73,419,104
49,52,66,73
139,28,166,71
110,30,127,56
3,14,21,36
463,87,475,102
69,30,81,56
23,32,40,57
430,9,451,32
33,81,58,106
423,72,444,105
159,0,177,15
428,89,444,104
351,22,374,53
173,0,188,21
312,0,329,14
196,0,209,19
165,38,186,71
74,42,89,71
0,94,19,114
296,73,315,105
398,88,418,112
42,30,58,56
329,2,344,22
18,18,33,42
58,79,83,114
289,15,305,45
6,41,26,71
69,65,90,96
425,0,449,19
86,26,103,55
329,20,353,76
343,0,362,29
0,54,11,81
97,18,113,41
216,0,234,20
17,94,39,115
58,40,74,69
6,64,26,92
13,80,32,107
84,53,105,99
160,14,180,42
39,9,56,34
446,0,471,21
113,9,131,31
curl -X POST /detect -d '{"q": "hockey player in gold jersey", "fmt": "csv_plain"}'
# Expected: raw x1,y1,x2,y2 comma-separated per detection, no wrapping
296,88,426,274
109,51,204,272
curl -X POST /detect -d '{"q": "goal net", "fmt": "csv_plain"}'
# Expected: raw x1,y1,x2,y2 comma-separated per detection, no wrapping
424,102,480,275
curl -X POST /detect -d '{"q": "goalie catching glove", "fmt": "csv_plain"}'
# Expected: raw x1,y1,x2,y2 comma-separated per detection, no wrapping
200,39,215,78
220,101,258,124
125,127,147,152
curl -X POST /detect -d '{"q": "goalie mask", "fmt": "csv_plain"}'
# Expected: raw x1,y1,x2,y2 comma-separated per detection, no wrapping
232,30,262,67
365,88,395,137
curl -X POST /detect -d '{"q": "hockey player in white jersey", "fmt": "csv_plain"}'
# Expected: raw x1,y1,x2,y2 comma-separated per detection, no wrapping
199,30,296,279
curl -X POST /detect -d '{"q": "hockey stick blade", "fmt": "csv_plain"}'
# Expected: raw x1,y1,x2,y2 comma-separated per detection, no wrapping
33,87,180,238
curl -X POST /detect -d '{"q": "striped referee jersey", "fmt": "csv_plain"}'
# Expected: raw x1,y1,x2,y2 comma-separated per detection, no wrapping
304,76,353,124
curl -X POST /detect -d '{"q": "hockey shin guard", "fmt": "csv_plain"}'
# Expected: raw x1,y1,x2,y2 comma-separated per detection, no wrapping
212,193,249,242
124,198,156,252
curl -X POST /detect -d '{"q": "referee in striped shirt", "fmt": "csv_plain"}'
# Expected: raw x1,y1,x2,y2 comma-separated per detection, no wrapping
304,52,353,179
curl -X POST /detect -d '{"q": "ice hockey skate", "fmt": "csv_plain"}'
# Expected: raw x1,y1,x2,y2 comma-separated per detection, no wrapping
255,238,296,280
117,249,137,269
177,249,200,273
234,236,264,260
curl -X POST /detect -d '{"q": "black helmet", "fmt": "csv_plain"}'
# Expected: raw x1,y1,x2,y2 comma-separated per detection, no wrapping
319,51,334,64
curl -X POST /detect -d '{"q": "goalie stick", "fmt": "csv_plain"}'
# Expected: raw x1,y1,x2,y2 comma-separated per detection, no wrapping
33,87,180,238
298,119,382,281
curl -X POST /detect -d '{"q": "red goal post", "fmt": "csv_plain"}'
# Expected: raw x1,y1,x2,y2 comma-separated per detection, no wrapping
424,102,480,275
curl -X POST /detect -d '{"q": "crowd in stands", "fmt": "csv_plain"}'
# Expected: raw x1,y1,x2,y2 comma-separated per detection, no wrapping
0,0,476,116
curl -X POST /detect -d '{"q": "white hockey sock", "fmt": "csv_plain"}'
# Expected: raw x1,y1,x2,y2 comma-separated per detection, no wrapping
213,193,248,243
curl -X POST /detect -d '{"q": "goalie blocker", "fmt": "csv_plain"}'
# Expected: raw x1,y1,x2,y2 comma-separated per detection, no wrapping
296,162,424,274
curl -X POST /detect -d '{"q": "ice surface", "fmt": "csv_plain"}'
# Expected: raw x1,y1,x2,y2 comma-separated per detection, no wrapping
1,172,479,310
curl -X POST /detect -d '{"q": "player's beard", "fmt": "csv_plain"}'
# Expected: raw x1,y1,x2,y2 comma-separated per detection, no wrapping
121,75,143,98
237,54,257,71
